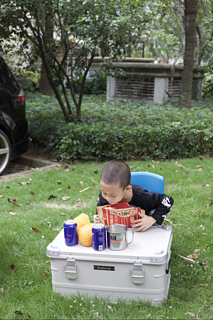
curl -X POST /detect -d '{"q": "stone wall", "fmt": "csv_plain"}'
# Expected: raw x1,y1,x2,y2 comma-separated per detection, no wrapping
106,62,205,103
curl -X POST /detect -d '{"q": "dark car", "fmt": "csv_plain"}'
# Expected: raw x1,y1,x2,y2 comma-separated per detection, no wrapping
0,56,30,175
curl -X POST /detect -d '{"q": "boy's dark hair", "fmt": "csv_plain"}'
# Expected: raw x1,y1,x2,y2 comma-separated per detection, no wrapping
100,160,131,190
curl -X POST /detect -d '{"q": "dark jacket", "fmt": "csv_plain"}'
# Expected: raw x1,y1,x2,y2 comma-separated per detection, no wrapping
97,184,174,225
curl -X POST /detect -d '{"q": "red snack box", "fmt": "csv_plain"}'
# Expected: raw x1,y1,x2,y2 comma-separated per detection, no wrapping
97,203,145,227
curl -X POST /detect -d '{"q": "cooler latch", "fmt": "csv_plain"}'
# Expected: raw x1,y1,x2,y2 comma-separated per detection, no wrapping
64,258,78,280
130,261,145,285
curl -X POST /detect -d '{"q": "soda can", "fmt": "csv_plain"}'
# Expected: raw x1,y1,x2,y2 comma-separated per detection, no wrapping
92,224,106,251
64,220,78,246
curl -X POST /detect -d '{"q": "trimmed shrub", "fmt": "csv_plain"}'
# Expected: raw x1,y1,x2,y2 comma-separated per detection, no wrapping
26,93,213,160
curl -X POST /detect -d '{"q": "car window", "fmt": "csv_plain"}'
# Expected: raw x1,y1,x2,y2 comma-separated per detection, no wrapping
0,56,21,97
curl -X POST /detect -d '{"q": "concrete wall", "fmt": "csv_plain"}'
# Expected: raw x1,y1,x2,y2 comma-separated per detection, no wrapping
106,63,205,104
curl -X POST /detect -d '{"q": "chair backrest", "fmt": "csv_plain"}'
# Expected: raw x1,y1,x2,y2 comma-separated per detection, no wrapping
130,172,164,193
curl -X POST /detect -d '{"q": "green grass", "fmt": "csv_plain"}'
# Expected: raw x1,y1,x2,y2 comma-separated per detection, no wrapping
0,157,213,319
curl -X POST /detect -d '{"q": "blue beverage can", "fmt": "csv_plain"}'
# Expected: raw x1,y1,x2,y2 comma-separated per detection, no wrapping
92,224,106,251
64,220,78,246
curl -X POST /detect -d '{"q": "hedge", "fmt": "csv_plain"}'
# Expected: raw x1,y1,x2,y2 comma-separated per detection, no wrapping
26,93,213,160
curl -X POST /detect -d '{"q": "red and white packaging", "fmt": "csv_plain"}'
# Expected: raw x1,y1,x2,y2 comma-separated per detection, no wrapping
97,203,145,227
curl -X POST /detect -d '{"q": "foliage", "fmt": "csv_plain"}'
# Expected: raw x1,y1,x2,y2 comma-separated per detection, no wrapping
0,0,158,120
0,158,213,318
15,70,40,92
26,93,213,161
135,0,213,66
73,69,106,95
202,60,213,98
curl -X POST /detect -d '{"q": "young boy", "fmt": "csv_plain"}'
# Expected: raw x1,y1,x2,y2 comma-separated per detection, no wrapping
94,160,174,232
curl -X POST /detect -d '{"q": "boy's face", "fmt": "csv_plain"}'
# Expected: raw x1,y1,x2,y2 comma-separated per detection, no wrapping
100,179,126,204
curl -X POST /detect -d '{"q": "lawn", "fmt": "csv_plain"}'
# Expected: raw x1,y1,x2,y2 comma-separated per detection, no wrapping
0,157,213,319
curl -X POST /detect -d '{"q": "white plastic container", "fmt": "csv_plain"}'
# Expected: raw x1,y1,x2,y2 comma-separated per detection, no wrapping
46,225,172,305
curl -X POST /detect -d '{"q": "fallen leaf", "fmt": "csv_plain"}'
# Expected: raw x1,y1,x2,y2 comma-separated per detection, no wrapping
11,264,16,273
31,227,42,234
8,199,19,206
203,184,210,187
15,311,31,318
61,196,70,201
44,270,49,277
0,288,3,293
6,186,10,188
187,254,198,260
53,228,60,231
196,165,203,168
19,182,30,185
204,199,213,208
59,213,66,216
70,168,75,171
94,169,98,174
185,312,195,317
57,180,62,185
0,194,3,198
30,191,35,196
79,181,84,186
199,262,208,268
9,212,17,216
164,218,173,224
64,165,69,169
26,202,33,206
107,305,114,313
175,161,184,167
70,201,88,209
45,180,48,183
48,195,57,200
28,178,32,182
200,283,208,287
194,249,200,253
67,185,72,190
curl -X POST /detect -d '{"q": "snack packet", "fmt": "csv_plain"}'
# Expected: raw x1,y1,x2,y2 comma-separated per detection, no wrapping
97,203,145,227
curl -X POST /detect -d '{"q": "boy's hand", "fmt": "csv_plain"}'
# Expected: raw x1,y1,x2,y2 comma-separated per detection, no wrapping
131,213,156,232
93,215,101,224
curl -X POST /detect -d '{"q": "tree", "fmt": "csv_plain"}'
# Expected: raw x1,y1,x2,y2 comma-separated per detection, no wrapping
0,0,155,120
178,0,198,109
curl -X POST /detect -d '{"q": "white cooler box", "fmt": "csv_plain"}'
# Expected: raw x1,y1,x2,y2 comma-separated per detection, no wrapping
46,225,172,305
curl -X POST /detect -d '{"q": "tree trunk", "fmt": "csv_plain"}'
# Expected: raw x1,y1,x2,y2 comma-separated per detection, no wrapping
178,0,198,109
39,7,54,96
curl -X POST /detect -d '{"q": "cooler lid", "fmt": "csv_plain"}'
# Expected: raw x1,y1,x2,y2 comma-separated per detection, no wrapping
46,225,172,264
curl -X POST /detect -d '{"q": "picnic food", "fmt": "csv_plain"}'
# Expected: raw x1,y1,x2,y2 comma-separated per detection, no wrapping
97,203,145,227
74,213,91,232
79,224,93,247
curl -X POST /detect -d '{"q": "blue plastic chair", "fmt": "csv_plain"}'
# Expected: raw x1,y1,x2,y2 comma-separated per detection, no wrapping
130,172,164,193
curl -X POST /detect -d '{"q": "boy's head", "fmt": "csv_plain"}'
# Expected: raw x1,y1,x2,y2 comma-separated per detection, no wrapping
100,160,132,204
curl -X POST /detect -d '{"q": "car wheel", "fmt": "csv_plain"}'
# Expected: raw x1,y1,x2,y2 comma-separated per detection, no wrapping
0,129,11,175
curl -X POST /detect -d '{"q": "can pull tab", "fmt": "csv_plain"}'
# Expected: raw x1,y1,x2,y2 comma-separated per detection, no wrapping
130,261,145,285
64,258,78,280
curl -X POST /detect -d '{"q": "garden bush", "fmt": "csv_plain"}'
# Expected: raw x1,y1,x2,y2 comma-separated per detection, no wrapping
26,93,213,161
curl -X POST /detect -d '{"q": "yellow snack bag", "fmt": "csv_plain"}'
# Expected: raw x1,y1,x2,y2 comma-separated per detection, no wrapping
79,224,93,247
74,213,91,233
